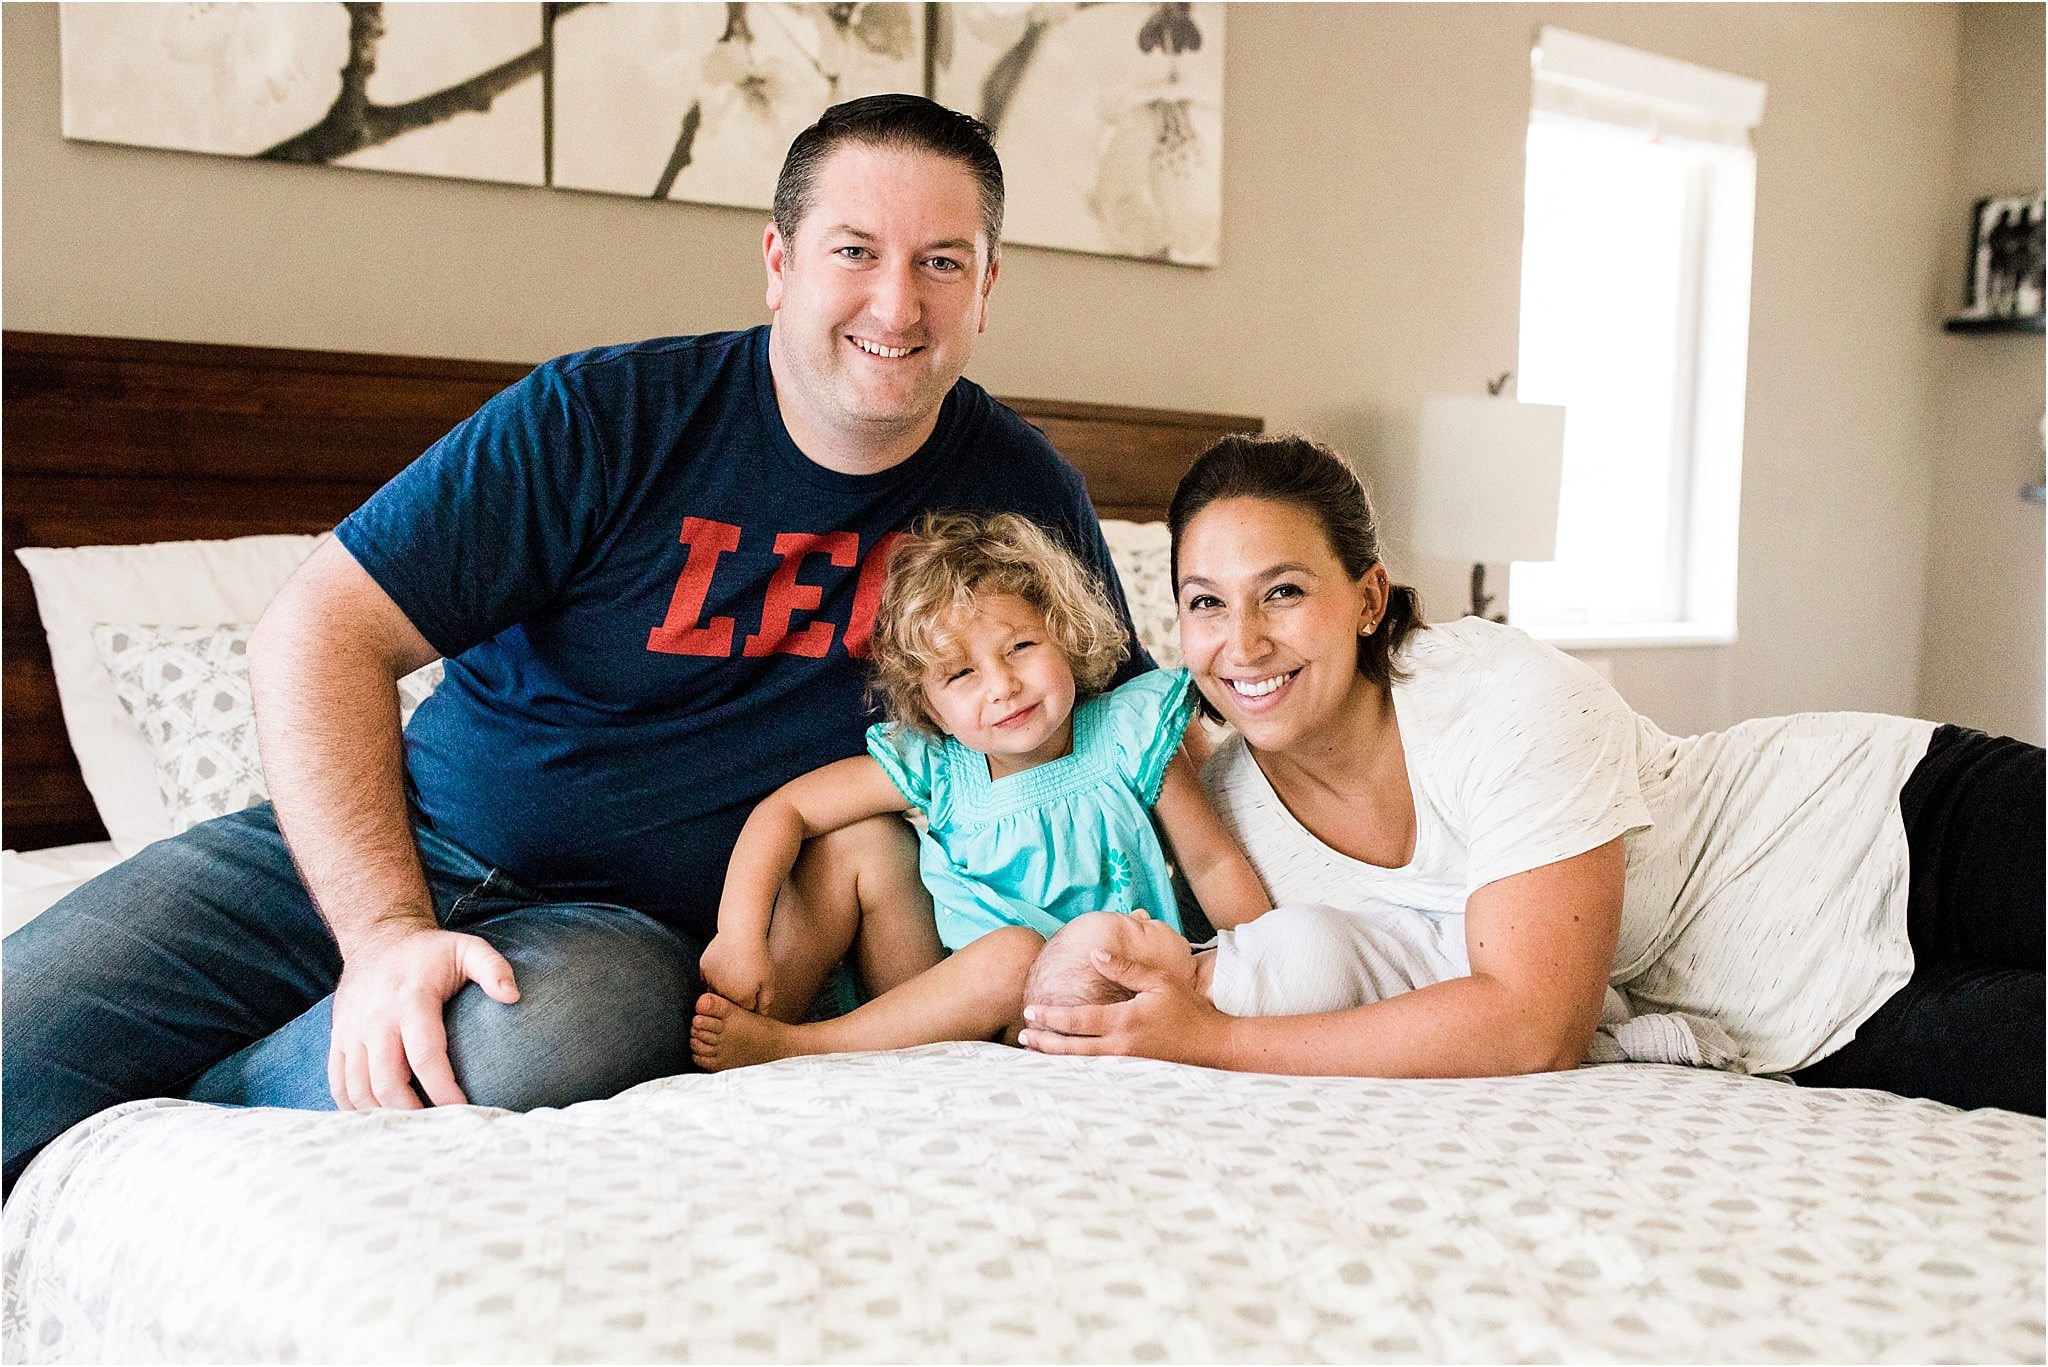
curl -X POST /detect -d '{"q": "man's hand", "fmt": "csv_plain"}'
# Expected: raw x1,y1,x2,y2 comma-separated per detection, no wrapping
327,924,520,1110
1019,946,1231,1067
699,931,776,1014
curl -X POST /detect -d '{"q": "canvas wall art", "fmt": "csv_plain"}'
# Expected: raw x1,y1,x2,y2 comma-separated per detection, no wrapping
552,3,921,207
932,3,1224,266
60,2,546,186
58,2,1224,266
1960,192,2046,323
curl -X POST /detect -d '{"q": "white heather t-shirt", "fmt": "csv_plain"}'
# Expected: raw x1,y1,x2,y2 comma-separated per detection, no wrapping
1200,617,1937,1074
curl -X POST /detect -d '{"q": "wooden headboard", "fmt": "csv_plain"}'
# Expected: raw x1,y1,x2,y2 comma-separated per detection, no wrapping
2,330,1259,850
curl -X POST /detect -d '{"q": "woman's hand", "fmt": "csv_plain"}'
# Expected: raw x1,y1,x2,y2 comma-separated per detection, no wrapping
700,931,776,1014
1019,946,1235,1066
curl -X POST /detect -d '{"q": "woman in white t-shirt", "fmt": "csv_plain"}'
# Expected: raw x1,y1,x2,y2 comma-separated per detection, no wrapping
1021,435,2042,1114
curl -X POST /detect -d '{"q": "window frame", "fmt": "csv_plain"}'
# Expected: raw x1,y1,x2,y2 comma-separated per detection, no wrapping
1507,33,1763,650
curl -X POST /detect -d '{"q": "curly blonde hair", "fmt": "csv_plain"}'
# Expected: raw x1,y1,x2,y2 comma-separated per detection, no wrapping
870,511,1129,734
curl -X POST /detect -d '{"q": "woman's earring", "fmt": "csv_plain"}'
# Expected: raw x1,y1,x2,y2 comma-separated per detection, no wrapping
1360,619,1377,636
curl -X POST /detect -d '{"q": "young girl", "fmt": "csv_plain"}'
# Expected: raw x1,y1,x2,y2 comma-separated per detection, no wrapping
689,510,1270,1070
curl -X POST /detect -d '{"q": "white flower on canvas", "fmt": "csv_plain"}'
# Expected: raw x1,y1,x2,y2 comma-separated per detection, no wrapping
1092,89,1218,263
695,6,814,187
689,3,920,205
158,2,333,111
955,4,1080,54
701,38,805,123
809,3,915,69
701,4,909,121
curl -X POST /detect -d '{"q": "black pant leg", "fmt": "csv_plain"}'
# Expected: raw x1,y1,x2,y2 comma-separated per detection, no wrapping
1792,727,2046,1115
1792,962,2043,1113
1898,725,2044,968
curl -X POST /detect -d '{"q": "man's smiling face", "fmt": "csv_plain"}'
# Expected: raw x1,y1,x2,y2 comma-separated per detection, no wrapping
764,141,998,470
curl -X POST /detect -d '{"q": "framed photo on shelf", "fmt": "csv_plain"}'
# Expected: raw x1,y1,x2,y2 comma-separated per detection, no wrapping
1960,192,2045,323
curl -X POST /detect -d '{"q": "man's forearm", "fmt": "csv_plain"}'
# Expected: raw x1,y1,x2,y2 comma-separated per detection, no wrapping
249,550,441,954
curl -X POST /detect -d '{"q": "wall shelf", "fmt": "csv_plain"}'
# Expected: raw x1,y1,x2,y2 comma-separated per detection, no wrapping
1944,314,2046,334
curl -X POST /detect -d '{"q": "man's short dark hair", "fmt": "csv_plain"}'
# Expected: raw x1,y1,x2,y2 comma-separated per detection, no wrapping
773,94,1004,258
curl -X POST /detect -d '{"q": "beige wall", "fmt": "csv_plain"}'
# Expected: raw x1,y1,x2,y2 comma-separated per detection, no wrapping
1917,3,2046,744
4,3,2002,736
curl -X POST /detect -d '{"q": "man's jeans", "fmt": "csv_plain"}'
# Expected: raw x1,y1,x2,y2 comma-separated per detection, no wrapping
2,804,702,1191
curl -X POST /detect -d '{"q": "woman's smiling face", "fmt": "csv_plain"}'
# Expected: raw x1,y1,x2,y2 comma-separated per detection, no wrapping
1174,496,1389,753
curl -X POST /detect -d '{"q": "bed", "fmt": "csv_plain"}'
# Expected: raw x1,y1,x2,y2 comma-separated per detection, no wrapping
3,330,2042,1363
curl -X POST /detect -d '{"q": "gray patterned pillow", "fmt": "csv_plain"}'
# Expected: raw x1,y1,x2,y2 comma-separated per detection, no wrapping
1102,520,1181,668
91,624,443,834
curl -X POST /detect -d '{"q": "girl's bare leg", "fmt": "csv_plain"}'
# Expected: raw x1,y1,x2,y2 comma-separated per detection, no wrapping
741,815,940,1025
843,819,944,999
691,926,1043,1070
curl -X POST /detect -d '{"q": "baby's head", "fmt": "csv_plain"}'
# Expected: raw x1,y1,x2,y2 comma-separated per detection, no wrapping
869,511,1129,740
1026,909,1200,1009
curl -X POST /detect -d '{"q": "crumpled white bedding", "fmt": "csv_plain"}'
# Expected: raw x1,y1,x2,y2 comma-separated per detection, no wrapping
4,1045,2042,1363
0,842,119,937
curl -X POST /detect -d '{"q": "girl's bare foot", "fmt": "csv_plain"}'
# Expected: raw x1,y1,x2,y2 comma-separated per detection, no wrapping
690,992,805,1071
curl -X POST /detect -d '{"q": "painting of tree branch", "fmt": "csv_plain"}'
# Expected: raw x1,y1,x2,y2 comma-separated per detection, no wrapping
552,3,921,208
58,2,1223,267
932,3,1224,266
59,2,546,186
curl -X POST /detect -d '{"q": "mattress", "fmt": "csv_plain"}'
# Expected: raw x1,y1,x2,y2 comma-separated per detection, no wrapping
5,1044,2042,1363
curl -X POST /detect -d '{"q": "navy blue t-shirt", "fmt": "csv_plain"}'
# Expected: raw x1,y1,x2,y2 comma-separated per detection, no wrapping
335,327,1151,939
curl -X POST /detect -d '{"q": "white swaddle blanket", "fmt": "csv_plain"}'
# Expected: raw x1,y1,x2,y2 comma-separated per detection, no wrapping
1206,904,1740,1070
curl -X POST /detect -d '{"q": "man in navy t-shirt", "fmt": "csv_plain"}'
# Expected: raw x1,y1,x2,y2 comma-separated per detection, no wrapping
1,95,1150,1187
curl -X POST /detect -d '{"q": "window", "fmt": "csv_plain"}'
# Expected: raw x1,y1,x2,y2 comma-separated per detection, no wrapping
1508,30,1765,646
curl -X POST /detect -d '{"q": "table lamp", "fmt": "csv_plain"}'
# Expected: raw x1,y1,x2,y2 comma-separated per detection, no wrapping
1412,392,1567,621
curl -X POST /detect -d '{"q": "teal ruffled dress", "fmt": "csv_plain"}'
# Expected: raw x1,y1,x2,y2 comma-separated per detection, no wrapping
865,669,1198,951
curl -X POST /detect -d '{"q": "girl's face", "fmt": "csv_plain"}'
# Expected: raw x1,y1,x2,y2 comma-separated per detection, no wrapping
921,593,1079,777
1175,496,1388,755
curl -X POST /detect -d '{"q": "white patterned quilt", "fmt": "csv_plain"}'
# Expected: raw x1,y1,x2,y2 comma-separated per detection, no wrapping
5,1046,2042,1363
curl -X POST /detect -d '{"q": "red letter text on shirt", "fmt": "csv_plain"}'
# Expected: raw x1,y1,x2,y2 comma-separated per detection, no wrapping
743,531,860,658
842,532,906,660
646,516,742,656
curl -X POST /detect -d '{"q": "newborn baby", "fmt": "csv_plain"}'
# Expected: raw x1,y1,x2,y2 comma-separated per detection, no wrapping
1025,906,1740,1069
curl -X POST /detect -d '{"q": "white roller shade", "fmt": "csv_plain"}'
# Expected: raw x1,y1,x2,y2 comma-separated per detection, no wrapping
1532,27,1767,149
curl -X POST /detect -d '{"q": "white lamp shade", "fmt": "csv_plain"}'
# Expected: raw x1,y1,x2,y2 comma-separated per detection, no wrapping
1412,396,1567,564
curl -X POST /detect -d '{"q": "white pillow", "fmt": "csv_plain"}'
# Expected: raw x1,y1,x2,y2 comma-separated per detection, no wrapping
1101,519,1181,669
92,623,443,836
15,535,325,854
